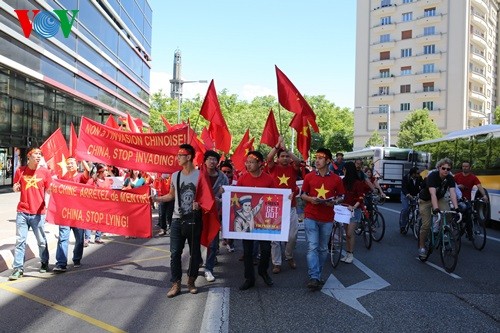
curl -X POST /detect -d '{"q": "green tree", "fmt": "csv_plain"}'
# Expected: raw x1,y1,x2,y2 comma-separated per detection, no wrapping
365,131,384,147
494,105,500,124
398,109,442,148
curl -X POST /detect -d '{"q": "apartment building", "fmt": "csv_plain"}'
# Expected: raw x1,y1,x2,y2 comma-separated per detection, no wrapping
354,0,499,149
0,0,152,186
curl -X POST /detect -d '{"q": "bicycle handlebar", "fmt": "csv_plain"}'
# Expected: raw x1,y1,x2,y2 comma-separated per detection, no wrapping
434,211,462,224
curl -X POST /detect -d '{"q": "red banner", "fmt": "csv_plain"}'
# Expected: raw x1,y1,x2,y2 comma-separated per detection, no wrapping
76,117,186,173
47,178,152,238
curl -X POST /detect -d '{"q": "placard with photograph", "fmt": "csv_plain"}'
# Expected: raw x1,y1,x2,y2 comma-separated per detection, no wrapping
221,186,291,241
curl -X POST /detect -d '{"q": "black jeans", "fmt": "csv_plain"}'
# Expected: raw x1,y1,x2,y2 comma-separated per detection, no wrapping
169,218,202,282
158,201,175,230
242,240,271,281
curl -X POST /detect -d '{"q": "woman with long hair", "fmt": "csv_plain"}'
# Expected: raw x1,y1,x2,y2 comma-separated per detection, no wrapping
341,162,367,264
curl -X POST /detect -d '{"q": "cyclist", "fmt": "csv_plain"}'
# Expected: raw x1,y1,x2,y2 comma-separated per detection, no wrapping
417,158,459,260
399,167,423,234
453,161,488,240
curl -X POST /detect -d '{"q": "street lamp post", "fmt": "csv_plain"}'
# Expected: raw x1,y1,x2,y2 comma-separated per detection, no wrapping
171,80,208,123
355,105,391,147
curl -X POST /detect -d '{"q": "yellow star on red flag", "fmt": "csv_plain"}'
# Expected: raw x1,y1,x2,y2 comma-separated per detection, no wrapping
315,184,330,199
24,175,42,190
231,193,240,207
277,174,290,186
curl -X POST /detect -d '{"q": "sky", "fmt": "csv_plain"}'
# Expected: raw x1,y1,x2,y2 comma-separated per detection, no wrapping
149,1,357,109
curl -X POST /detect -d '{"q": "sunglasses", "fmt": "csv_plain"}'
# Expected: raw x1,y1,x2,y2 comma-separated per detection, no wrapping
222,170,232,174
440,167,451,171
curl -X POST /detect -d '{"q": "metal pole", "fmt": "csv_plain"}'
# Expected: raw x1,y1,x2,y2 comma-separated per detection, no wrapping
387,104,391,147
177,93,181,124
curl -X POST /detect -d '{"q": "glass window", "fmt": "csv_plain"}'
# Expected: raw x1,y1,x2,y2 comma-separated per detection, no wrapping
76,77,98,99
424,44,436,54
401,66,412,75
381,16,391,25
380,69,390,78
400,84,411,93
379,86,390,95
0,95,10,132
379,122,388,130
423,63,435,73
379,104,389,113
402,12,413,22
424,7,436,17
31,104,43,138
380,51,390,60
423,101,434,110
380,34,390,43
403,0,413,3
401,48,412,57
423,82,434,92
11,99,24,134
40,57,75,89
381,0,391,8
424,26,435,36
400,103,411,111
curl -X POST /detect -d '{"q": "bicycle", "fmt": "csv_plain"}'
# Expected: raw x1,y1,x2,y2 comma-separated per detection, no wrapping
401,196,420,240
418,210,462,273
329,220,345,268
367,194,386,242
453,198,487,252
355,205,373,249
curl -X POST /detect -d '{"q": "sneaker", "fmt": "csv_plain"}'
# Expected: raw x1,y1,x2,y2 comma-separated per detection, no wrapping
156,229,168,237
418,247,427,260
8,269,23,280
204,270,215,282
94,239,104,244
340,252,354,264
73,261,81,268
226,244,235,253
39,262,49,273
53,266,67,273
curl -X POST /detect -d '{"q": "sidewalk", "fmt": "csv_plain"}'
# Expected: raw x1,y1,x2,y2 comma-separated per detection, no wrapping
0,189,60,273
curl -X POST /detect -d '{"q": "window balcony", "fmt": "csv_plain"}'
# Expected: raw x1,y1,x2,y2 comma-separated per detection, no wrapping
472,0,489,16
414,32,443,44
471,32,488,48
372,23,397,33
471,12,488,31
470,90,487,102
413,89,442,99
372,4,397,15
371,57,396,67
370,76,395,84
414,51,443,62
471,51,488,67
416,13,443,25
414,70,442,81
470,70,487,85
417,0,441,7
369,93,395,102
371,40,396,50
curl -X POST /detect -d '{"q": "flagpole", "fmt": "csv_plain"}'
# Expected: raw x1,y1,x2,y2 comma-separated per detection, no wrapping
190,113,202,144
277,105,283,135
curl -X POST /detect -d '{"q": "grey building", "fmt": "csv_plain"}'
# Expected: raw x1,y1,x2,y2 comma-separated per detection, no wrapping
0,0,152,186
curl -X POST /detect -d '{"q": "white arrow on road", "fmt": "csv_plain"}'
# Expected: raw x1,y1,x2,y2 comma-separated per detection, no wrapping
321,257,390,318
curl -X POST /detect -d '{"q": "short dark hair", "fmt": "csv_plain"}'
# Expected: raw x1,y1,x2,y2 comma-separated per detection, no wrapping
409,167,419,175
316,148,332,160
336,152,344,157
204,150,221,162
179,144,195,159
219,160,233,170
246,150,264,162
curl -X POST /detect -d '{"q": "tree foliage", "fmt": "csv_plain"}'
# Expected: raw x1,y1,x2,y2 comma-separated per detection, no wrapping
365,131,384,147
398,109,442,148
494,105,500,124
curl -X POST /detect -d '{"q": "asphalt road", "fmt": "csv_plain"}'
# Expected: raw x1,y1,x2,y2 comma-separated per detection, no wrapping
0,202,499,333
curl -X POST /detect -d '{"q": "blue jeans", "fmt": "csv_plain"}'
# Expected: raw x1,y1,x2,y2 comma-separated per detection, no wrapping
304,218,333,280
84,229,102,241
205,232,219,273
400,193,410,228
13,213,49,269
56,226,84,267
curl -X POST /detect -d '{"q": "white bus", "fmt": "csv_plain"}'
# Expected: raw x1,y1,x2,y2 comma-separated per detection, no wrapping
343,147,431,199
414,125,500,223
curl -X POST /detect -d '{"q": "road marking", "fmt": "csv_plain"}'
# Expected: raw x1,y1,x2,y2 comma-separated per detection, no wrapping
486,235,500,243
414,258,462,279
378,206,401,214
321,256,390,318
0,284,126,332
200,287,230,333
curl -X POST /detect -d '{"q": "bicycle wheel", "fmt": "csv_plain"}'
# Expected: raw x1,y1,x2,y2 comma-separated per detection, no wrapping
451,217,462,255
371,211,385,242
440,225,459,273
330,223,343,268
471,214,487,251
362,217,372,249
412,215,421,240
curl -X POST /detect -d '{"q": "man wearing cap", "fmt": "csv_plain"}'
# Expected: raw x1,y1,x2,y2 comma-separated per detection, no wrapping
53,157,90,273
301,148,345,291
153,144,202,298
266,135,300,274
9,147,52,280
236,150,276,291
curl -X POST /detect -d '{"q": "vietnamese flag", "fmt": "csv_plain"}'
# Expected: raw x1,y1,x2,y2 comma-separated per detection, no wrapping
196,167,218,247
127,113,141,133
105,115,119,129
161,115,173,132
289,114,311,161
69,122,78,157
40,128,70,178
276,65,319,133
201,127,215,150
231,129,255,172
199,80,232,153
260,109,280,148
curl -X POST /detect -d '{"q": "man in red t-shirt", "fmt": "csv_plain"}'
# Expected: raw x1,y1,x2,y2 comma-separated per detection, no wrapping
237,150,276,291
454,161,488,202
301,148,345,291
9,148,52,280
266,136,300,274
